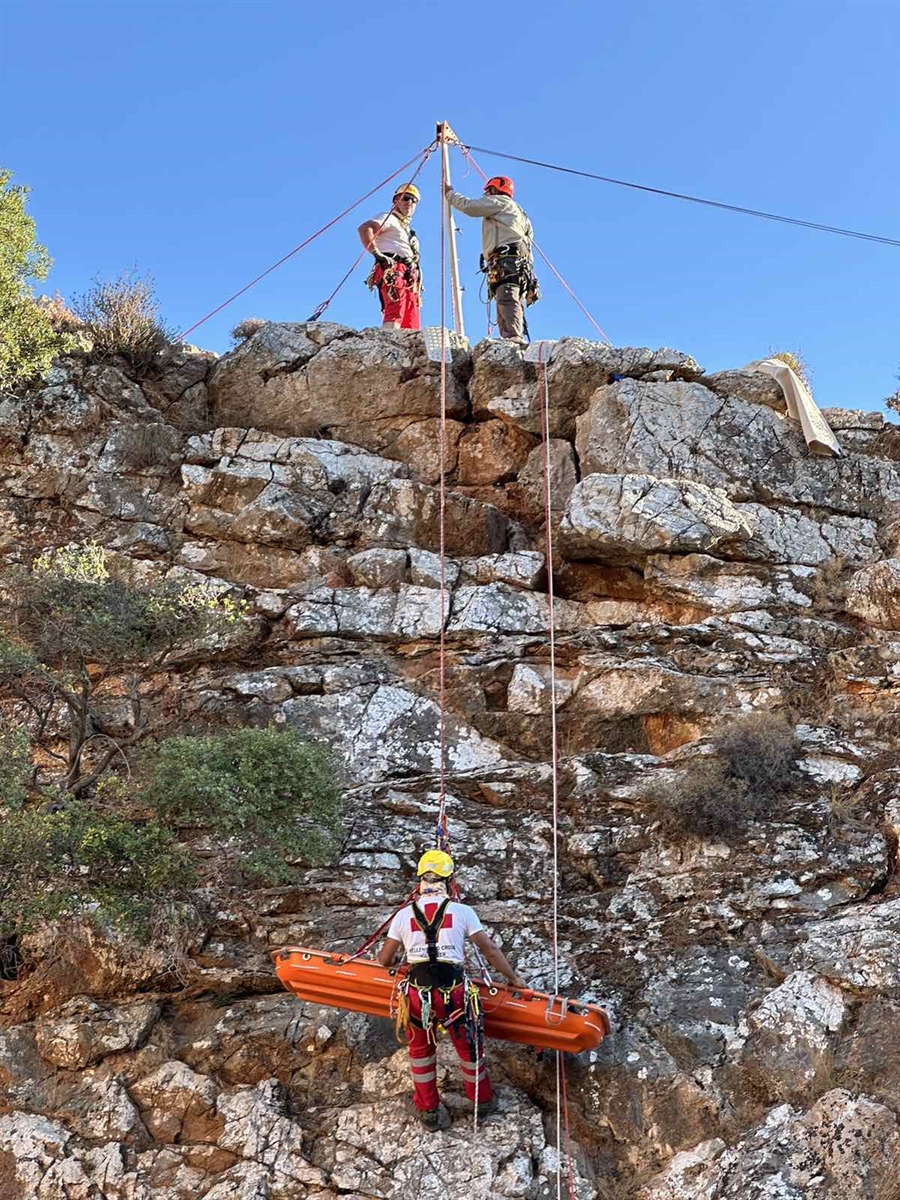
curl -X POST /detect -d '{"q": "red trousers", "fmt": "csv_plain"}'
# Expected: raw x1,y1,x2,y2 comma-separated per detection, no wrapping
373,261,421,330
405,983,493,1112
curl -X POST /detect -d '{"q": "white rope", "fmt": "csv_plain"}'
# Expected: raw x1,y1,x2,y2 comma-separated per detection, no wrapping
536,345,563,1200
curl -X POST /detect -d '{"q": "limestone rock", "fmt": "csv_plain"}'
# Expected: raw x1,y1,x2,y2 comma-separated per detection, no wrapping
645,553,815,613
639,1090,900,1200
517,438,578,513
208,323,467,454
458,551,545,590
845,558,900,628
408,547,461,588
737,971,847,1094
216,1079,326,1186
471,336,702,440
35,997,160,1069
796,896,900,991
457,419,536,485
346,548,409,588
54,1073,143,1141
131,1060,221,1142
575,377,900,515
359,478,510,556
328,1086,595,1198
285,584,447,640
386,416,464,484
702,368,788,411
737,503,880,567
281,681,506,783
560,473,755,564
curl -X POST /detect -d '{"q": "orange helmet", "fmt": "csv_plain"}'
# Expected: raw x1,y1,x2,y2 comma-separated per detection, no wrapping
484,176,514,198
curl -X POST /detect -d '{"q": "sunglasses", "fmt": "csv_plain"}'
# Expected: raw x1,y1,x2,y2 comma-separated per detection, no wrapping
395,194,418,203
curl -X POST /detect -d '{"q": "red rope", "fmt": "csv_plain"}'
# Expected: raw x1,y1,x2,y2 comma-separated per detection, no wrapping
456,143,612,345
560,1055,578,1200
175,143,435,342
346,887,419,961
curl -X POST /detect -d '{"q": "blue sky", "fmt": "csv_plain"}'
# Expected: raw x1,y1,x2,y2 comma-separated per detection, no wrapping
2,0,898,412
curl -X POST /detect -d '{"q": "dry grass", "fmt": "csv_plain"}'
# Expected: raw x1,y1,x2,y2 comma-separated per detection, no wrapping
653,713,799,840
36,291,82,334
770,348,813,392
115,421,182,470
812,554,851,613
72,269,173,377
230,317,267,342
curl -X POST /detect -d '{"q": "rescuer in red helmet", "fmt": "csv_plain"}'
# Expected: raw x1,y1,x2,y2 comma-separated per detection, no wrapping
445,176,539,341
358,184,423,331
377,848,525,1131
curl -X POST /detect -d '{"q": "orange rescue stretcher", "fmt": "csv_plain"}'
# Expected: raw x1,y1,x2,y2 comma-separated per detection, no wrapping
271,946,611,1054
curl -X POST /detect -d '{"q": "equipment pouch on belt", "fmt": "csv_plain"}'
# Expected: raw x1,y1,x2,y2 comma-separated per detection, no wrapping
408,961,464,989
481,245,540,307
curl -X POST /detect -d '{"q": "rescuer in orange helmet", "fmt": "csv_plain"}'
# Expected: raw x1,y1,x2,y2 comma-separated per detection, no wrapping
444,175,539,341
358,184,423,331
377,848,525,1131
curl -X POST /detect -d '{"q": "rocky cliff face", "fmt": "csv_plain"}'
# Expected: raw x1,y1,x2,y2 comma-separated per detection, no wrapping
1,325,899,1199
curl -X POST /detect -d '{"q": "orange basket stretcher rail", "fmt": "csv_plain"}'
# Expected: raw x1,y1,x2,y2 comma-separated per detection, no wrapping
271,946,611,1054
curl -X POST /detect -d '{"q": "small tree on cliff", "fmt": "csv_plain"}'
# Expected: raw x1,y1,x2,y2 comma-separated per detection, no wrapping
0,169,74,389
0,541,246,794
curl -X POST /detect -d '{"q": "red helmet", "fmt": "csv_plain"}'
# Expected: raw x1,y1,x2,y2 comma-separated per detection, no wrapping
484,175,514,198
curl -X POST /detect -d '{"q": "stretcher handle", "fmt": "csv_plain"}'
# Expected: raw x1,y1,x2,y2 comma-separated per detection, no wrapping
545,994,569,1026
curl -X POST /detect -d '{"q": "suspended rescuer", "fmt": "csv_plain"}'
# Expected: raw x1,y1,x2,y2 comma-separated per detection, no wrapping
377,848,526,1131
444,176,539,341
358,184,423,331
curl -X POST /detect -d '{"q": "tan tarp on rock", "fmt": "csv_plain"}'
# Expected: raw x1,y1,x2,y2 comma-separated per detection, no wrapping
743,358,841,457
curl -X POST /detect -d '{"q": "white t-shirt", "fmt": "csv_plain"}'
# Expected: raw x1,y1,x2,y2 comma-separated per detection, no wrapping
370,211,415,259
387,899,483,966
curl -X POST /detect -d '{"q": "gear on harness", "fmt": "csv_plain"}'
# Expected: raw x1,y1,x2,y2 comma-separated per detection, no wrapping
365,209,422,306
480,241,541,308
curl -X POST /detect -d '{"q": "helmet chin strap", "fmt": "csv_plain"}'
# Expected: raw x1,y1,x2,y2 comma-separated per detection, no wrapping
418,879,449,898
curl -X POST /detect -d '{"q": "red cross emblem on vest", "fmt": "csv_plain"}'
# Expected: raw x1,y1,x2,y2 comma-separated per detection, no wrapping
410,902,453,932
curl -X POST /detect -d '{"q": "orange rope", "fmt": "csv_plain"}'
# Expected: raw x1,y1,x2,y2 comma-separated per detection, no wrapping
456,143,612,345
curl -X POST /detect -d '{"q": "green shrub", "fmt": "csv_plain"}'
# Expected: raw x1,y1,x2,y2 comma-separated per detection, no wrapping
0,542,246,793
656,713,799,840
72,268,173,377
0,169,75,389
0,719,31,810
0,800,195,938
142,726,344,883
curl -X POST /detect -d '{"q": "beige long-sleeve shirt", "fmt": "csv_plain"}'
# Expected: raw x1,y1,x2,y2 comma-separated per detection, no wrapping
448,191,533,258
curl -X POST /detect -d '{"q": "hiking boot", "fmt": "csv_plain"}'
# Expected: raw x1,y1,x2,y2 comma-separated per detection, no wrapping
417,1106,440,1131
472,1096,498,1119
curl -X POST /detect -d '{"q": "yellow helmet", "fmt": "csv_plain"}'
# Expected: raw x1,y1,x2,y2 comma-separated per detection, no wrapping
393,183,420,202
416,848,454,878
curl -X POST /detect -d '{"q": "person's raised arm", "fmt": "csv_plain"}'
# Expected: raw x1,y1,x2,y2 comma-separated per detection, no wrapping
444,184,505,218
377,936,403,968
470,929,526,988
